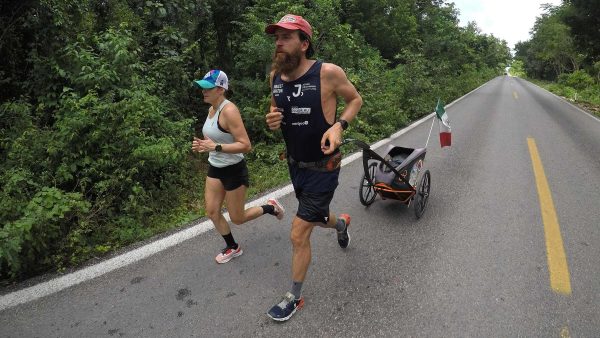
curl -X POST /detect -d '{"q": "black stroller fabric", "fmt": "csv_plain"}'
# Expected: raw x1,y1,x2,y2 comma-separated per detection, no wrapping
373,145,426,190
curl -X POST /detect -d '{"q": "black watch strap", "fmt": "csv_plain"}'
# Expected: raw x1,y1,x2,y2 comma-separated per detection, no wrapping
215,144,222,152
338,119,349,130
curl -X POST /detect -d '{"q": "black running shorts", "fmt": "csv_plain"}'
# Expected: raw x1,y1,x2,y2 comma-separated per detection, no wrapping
207,160,249,191
295,189,335,224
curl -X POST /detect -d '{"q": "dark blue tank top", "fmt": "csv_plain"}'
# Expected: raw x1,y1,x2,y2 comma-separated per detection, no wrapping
272,60,339,192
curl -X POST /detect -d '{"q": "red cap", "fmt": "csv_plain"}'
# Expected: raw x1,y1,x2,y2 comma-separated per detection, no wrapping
265,14,312,38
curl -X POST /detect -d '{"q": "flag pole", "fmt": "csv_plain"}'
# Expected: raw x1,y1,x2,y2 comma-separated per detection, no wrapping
424,115,435,148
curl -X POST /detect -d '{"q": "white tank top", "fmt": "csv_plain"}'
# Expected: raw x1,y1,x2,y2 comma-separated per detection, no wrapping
202,99,244,168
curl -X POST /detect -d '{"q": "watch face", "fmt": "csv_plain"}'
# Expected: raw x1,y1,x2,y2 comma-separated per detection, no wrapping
216,144,222,152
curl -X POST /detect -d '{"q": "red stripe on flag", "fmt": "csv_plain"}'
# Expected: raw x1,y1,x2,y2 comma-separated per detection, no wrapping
440,132,451,147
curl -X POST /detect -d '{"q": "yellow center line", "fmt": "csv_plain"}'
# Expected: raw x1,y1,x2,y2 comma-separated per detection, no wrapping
527,138,572,295
513,91,519,99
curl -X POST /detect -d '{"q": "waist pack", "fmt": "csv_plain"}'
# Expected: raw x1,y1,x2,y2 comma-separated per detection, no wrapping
287,152,342,172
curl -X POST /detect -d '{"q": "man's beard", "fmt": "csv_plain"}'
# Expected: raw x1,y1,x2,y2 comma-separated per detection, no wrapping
271,49,302,74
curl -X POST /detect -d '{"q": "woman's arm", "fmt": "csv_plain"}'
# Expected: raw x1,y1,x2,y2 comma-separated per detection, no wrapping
210,103,252,154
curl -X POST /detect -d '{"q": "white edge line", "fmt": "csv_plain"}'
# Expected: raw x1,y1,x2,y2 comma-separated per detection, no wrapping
0,79,488,311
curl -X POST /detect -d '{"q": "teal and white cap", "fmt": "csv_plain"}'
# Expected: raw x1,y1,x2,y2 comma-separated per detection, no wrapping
194,69,228,90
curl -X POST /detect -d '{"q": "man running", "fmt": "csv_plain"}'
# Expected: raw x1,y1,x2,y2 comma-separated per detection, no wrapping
264,14,363,321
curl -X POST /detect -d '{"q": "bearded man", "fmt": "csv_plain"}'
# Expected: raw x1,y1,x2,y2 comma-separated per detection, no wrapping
264,14,363,321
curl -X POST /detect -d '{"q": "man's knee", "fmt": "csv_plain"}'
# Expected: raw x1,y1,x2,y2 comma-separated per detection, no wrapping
290,228,310,248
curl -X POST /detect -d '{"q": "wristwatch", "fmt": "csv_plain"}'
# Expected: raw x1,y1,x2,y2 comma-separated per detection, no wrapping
337,119,349,131
215,143,223,152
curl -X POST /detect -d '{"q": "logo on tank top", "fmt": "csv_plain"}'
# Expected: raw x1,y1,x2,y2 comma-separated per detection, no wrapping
291,83,317,99
291,120,309,126
292,84,303,97
291,107,311,114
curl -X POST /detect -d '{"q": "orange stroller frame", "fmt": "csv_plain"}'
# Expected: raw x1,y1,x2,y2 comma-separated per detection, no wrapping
343,139,431,219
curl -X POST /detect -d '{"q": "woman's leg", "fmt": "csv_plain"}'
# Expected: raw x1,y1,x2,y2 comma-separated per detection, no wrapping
206,177,244,263
225,184,265,225
205,177,230,235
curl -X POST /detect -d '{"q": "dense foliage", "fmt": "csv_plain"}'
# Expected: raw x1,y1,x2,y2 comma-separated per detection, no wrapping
0,0,510,282
514,1,600,108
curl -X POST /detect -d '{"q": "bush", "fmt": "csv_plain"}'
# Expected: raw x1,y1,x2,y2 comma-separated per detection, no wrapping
0,26,195,280
0,187,90,279
557,70,595,90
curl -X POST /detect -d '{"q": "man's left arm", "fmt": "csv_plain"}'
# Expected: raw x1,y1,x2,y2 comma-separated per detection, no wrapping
320,64,363,155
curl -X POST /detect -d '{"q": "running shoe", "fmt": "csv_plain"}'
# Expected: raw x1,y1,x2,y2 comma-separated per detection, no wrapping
267,198,285,220
215,246,243,264
337,214,351,249
267,292,304,321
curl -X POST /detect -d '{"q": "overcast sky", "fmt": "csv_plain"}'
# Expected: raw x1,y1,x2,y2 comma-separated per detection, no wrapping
449,0,563,50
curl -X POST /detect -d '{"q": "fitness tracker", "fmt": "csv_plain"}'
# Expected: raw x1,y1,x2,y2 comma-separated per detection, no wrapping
337,119,349,130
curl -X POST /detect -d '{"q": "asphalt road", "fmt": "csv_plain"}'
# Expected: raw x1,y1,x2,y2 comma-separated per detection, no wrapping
1,76,599,337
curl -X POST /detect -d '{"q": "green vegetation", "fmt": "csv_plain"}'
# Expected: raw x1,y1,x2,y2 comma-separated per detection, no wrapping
0,0,510,282
514,1,600,117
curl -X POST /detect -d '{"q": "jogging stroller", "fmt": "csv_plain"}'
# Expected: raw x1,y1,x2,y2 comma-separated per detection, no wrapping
344,139,431,219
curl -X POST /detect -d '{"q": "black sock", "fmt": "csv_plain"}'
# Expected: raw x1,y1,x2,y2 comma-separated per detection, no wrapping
222,233,237,249
291,281,303,300
261,204,275,215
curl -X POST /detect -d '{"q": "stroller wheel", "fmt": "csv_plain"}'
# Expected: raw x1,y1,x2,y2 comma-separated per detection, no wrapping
414,170,431,219
359,162,378,206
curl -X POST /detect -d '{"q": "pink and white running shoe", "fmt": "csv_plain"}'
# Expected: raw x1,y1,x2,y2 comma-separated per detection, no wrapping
267,198,285,220
215,246,243,264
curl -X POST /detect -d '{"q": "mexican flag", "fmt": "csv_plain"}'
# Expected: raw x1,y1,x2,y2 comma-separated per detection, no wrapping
435,98,451,147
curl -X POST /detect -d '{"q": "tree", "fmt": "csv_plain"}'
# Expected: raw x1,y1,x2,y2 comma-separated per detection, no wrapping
516,4,581,80
340,0,417,63
562,0,600,64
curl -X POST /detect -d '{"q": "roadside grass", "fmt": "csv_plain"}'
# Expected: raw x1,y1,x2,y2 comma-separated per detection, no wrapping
529,79,600,118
